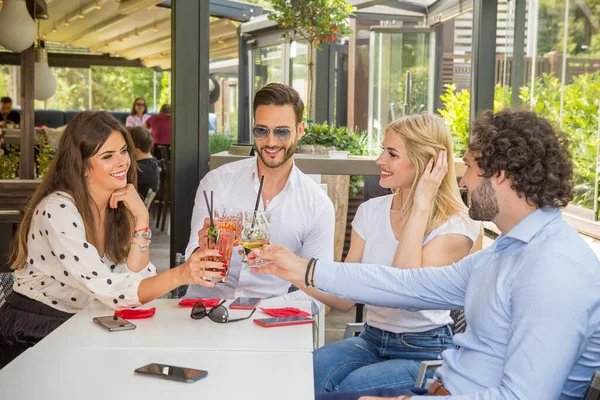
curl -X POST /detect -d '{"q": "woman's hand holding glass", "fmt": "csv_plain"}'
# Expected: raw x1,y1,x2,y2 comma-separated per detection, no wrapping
180,249,228,287
249,244,309,284
413,150,448,212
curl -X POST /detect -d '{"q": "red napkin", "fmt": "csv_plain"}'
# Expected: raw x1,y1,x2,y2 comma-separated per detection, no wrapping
260,307,311,317
114,307,156,319
178,298,221,308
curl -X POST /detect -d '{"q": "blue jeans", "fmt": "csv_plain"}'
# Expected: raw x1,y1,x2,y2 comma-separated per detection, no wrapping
313,324,453,394
316,388,428,400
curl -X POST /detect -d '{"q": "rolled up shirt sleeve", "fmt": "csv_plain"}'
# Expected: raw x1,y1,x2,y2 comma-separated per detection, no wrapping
40,197,148,310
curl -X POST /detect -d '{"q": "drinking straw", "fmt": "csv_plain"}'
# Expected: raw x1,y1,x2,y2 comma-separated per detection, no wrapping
203,190,214,228
254,175,265,213
249,175,265,237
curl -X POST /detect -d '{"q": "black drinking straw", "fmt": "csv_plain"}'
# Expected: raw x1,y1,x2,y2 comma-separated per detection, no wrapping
203,190,214,227
249,175,265,237
254,175,265,213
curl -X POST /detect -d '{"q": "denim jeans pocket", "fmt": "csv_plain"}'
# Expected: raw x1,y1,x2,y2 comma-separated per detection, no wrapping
399,332,448,352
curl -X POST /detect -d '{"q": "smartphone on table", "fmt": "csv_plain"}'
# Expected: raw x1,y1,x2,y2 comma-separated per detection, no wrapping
229,297,261,309
93,316,136,332
254,316,314,327
135,363,208,383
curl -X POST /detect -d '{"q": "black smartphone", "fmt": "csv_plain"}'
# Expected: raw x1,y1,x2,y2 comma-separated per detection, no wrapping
229,297,262,310
253,316,314,327
93,316,136,332
135,363,208,383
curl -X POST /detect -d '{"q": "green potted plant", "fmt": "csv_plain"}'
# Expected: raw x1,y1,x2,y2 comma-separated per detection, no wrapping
268,0,354,119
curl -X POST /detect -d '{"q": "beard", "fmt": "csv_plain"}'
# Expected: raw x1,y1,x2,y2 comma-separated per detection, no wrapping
255,139,298,169
469,179,500,221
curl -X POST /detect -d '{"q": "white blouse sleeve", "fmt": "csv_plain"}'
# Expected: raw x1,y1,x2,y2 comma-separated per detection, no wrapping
38,195,148,310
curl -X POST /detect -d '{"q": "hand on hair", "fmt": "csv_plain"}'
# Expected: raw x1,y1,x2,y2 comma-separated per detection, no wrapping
413,150,448,212
109,184,149,222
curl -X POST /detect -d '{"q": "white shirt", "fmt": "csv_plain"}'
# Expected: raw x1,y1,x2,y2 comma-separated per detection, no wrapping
353,194,480,333
12,192,157,314
184,157,335,313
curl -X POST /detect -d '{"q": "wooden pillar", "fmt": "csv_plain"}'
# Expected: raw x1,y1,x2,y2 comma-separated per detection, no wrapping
19,0,36,179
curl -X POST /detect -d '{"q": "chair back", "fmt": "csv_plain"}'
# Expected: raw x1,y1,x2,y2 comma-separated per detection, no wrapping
586,371,600,400
0,272,14,309
144,188,156,209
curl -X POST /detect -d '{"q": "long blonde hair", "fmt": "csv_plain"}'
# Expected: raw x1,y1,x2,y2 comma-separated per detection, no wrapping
386,114,467,234
10,111,137,270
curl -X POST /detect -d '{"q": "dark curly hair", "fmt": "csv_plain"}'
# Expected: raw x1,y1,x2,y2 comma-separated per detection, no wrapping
468,109,574,208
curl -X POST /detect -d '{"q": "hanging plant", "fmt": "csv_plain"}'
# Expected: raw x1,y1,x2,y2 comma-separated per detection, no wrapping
268,0,355,119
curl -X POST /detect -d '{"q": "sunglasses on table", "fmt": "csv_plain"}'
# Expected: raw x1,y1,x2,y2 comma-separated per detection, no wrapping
252,125,296,141
190,300,256,323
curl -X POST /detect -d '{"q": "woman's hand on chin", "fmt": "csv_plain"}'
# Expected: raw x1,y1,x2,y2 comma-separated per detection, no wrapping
249,244,309,283
109,184,148,221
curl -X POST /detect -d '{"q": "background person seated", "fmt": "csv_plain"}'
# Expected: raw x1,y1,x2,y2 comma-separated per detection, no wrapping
0,97,20,129
128,126,159,200
145,104,171,157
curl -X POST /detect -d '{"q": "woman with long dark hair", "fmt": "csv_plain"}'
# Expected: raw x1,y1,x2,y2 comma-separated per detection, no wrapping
126,97,150,127
0,111,224,368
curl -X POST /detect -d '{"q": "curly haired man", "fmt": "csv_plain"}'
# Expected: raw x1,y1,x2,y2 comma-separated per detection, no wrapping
251,109,600,400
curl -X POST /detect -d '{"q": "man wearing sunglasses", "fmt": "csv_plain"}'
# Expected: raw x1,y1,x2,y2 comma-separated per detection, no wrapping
184,83,335,314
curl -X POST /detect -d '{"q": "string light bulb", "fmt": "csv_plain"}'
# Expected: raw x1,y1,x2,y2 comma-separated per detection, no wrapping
95,1,101,10
52,25,57,33
153,22,158,32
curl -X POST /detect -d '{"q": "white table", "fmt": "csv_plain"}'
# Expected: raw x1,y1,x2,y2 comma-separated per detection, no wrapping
0,347,314,400
37,298,314,353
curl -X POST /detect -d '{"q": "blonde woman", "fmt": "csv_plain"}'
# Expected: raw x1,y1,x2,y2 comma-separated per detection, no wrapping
252,114,480,394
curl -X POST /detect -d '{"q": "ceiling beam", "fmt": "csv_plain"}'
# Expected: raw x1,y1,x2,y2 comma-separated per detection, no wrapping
426,0,473,26
0,52,146,68
352,0,426,14
105,33,171,55
352,0,391,9
72,16,171,47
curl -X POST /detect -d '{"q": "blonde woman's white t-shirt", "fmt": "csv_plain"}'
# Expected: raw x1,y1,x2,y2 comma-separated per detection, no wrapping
352,194,480,333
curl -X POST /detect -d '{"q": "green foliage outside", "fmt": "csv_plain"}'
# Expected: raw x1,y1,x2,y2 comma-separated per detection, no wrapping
439,72,600,213
0,147,19,179
537,0,600,57
6,66,166,112
299,122,368,196
209,134,234,155
36,133,55,178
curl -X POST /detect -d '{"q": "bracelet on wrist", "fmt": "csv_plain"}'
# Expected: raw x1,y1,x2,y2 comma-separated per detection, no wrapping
310,259,318,287
132,228,152,239
304,258,316,288
131,240,151,252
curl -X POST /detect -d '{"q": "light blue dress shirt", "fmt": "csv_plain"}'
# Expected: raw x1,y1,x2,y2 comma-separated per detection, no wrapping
315,208,600,399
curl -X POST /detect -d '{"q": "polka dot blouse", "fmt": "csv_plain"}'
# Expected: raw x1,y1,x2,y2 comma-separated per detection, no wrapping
12,192,157,313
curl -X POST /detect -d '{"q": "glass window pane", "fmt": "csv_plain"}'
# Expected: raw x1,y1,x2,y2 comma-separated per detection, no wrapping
370,30,432,153
253,45,283,92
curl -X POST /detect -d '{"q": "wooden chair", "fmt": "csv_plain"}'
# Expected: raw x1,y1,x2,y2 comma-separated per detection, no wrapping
154,159,170,232
144,188,156,210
